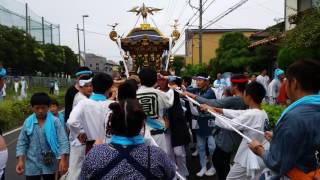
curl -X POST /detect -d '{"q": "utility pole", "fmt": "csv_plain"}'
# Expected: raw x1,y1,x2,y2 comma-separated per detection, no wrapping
41,17,45,44
77,24,81,64
199,0,203,64
50,24,53,44
82,15,89,61
25,3,28,33
58,25,61,45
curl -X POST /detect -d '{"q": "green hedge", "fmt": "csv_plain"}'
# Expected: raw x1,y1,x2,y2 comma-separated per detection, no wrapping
262,104,286,129
0,99,32,132
0,92,66,133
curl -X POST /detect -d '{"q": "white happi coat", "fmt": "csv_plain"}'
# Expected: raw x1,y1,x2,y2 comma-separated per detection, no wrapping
137,86,174,152
137,86,174,127
67,98,114,142
216,109,269,179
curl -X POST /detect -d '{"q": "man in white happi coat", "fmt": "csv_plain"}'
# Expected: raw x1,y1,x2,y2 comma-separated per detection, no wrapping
65,75,93,180
137,67,174,153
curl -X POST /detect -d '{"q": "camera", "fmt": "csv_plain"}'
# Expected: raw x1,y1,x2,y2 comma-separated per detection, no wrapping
42,151,54,165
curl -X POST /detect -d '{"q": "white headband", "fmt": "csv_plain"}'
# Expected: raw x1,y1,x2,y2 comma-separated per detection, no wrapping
193,76,210,81
79,78,92,87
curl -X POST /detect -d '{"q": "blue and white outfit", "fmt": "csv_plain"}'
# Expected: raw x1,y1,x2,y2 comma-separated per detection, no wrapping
213,78,225,100
16,112,69,176
261,95,320,179
267,69,284,104
187,86,216,173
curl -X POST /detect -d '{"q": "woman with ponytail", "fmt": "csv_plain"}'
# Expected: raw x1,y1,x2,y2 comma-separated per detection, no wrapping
81,99,176,180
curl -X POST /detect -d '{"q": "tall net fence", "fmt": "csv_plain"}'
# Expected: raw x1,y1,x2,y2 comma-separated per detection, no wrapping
0,0,60,45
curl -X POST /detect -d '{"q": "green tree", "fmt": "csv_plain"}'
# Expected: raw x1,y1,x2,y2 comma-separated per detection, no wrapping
181,63,208,77
210,32,254,76
0,25,42,75
277,8,320,69
283,8,320,49
62,46,79,77
250,45,277,72
40,44,65,76
277,47,320,69
172,56,185,76
0,25,79,76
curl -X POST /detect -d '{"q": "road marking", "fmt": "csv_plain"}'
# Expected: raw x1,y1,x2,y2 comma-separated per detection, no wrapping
6,138,18,147
3,127,22,137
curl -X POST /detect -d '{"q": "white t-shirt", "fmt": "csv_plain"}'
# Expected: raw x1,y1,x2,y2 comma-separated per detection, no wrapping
256,75,269,91
216,108,269,177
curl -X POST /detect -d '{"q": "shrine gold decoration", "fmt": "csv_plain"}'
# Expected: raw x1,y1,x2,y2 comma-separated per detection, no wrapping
109,30,118,41
109,4,180,73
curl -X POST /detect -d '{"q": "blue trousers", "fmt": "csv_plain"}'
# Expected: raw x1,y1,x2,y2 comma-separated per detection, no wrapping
196,135,216,168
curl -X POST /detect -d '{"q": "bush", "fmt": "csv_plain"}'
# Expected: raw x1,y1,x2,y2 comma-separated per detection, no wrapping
277,47,320,70
181,64,209,77
277,8,320,69
49,93,65,108
0,99,32,132
0,92,66,133
262,104,285,129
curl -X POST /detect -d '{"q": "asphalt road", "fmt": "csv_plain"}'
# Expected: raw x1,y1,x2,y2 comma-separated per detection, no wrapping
4,129,217,180
3,128,24,180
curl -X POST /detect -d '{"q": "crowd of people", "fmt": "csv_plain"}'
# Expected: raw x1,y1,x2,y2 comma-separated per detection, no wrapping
213,68,288,106
0,59,319,180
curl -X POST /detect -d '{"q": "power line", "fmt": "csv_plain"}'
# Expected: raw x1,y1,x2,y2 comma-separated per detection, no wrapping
176,0,189,22
203,0,249,29
167,0,179,24
173,0,246,54
76,28,107,37
204,0,216,12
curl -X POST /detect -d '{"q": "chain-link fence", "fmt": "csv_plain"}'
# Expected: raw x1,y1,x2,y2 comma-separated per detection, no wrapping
0,0,60,45
5,76,74,89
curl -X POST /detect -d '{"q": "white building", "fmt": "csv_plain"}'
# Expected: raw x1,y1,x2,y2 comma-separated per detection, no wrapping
84,53,117,75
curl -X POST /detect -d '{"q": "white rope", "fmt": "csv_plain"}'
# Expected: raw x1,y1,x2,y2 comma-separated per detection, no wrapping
209,111,264,135
116,38,129,78
174,89,253,142
175,89,264,134
165,37,173,71
208,110,252,142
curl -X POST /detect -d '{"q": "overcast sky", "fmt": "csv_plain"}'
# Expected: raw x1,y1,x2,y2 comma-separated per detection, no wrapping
17,0,284,61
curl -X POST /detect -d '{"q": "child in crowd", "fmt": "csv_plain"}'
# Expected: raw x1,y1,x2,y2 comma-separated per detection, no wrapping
49,100,65,127
16,92,69,180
